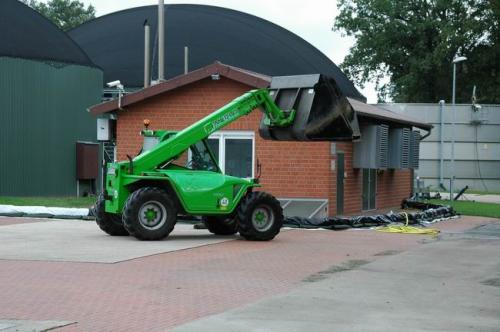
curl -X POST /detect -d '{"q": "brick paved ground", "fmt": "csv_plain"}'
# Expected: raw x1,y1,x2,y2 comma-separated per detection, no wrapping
0,216,493,331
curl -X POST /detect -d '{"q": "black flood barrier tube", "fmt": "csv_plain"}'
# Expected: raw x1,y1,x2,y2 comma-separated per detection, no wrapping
259,74,361,141
284,199,457,230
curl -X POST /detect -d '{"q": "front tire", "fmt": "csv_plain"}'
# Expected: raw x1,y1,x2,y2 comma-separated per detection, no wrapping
236,191,283,241
122,187,177,240
95,195,129,236
203,216,238,235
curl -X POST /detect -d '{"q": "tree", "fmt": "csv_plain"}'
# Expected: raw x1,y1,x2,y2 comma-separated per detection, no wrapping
334,0,500,103
21,0,95,31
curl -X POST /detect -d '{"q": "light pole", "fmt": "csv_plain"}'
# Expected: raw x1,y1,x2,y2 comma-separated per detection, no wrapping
450,56,467,200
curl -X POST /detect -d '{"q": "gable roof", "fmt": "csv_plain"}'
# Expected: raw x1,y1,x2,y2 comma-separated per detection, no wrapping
89,61,270,115
347,98,433,130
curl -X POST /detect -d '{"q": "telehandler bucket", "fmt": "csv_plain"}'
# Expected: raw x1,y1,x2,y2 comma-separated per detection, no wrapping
259,74,360,141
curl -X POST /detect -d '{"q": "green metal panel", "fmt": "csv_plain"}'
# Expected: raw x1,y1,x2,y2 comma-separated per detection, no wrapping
0,57,103,196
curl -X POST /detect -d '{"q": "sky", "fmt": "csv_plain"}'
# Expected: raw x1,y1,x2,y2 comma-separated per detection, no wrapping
75,0,379,102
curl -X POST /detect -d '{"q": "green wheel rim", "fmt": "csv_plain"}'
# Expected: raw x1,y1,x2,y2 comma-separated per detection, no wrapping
251,205,274,232
138,200,167,230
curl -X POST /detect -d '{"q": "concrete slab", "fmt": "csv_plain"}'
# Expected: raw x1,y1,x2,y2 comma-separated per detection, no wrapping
172,226,500,332
0,319,74,332
0,220,236,263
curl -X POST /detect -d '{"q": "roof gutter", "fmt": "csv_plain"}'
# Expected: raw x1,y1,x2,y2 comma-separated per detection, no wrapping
420,127,432,140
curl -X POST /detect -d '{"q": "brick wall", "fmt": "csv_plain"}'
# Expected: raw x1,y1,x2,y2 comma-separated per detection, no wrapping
328,141,412,215
376,169,412,208
114,77,411,216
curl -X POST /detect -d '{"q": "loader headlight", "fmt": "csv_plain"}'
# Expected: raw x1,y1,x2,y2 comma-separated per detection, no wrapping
113,190,119,199
107,166,116,175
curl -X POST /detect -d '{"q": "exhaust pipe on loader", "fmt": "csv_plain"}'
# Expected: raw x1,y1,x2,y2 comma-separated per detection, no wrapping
259,74,360,141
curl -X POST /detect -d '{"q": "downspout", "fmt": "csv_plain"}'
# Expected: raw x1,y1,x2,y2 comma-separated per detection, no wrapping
412,126,432,198
438,100,445,189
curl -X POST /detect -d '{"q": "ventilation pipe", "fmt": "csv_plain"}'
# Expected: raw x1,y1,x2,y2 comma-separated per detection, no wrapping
158,0,165,81
184,46,189,74
144,20,151,88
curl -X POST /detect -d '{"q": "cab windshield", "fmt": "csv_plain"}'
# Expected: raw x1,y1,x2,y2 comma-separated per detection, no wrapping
186,140,219,172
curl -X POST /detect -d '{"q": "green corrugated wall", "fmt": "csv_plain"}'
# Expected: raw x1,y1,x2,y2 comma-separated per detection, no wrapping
0,57,103,196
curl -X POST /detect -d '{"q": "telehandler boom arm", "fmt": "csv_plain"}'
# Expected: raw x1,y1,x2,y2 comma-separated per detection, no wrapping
129,89,296,172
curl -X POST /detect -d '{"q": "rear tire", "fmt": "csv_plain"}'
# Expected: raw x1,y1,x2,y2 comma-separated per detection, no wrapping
122,187,177,240
203,216,238,235
236,191,283,241
95,195,129,236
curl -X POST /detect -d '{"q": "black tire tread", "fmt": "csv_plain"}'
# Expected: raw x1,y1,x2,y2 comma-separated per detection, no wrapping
95,195,129,236
236,191,283,241
122,187,177,240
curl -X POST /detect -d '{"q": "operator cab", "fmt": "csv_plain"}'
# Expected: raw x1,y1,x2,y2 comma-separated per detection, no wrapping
184,140,219,172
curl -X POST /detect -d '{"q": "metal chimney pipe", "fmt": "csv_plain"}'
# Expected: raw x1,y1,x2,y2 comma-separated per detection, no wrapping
144,20,151,88
158,0,165,81
184,46,189,74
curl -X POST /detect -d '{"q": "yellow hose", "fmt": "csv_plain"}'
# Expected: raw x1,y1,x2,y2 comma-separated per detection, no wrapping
376,212,440,236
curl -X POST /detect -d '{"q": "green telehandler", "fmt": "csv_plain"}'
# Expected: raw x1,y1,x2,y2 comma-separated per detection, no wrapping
96,74,359,241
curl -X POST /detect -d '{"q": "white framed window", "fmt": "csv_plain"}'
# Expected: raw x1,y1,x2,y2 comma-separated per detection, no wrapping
207,131,255,178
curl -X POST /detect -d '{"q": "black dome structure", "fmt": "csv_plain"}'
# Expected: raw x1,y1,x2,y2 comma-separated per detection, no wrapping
0,0,94,66
69,5,365,101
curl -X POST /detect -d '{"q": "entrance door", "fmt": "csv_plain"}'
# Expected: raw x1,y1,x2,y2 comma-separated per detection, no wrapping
362,169,376,210
336,153,345,215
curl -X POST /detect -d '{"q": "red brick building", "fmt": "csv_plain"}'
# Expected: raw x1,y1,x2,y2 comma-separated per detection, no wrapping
91,62,431,217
